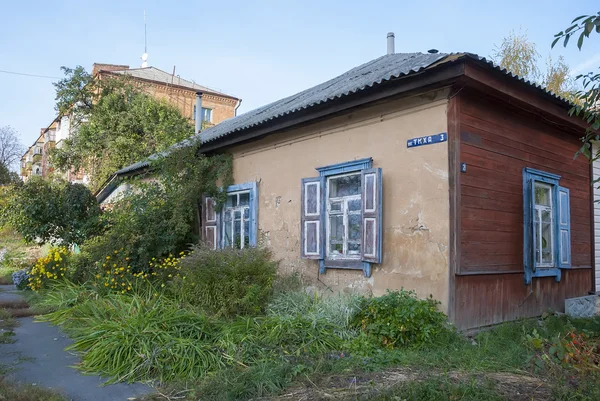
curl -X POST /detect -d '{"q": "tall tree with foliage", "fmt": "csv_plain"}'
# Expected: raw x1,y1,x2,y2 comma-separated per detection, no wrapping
51,67,194,191
552,12,600,160
0,178,101,245
0,162,19,185
0,126,24,170
492,29,576,99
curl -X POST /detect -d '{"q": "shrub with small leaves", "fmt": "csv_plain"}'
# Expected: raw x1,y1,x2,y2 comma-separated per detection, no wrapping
173,245,278,317
28,247,70,291
353,289,448,348
12,269,30,290
93,248,186,294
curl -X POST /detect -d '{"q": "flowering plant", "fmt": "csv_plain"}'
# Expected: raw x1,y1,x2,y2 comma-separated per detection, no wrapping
94,248,186,294
28,247,70,291
12,269,30,290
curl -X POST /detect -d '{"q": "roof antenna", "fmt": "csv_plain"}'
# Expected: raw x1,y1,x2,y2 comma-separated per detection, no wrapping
141,10,149,68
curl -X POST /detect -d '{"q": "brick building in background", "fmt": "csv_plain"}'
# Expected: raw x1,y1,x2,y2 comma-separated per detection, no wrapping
20,63,240,182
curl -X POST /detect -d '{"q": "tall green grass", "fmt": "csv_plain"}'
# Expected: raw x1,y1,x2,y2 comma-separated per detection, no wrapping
35,281,354,385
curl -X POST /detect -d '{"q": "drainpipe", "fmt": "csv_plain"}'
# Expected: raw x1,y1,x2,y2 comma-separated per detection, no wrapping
387,32,395,55
234,98,243,116
195,92,203,133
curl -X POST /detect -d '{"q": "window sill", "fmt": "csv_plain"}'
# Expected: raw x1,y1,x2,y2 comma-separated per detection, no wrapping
319,259,371,277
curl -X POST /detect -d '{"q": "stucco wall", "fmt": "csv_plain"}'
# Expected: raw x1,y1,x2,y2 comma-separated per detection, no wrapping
226,90,451,311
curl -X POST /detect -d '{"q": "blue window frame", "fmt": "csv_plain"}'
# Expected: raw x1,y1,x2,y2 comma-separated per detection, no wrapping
301,157,383,278
202,182,258,250
522,168,571,284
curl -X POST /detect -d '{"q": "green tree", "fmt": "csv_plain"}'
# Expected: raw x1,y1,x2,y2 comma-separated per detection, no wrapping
493,30,576,99
0,177,101,245
51,67,194,191
552,12,600,159
0,162,19,185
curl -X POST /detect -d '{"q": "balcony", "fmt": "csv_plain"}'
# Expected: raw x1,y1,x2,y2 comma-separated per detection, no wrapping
44,131,56,143
33,154,42,163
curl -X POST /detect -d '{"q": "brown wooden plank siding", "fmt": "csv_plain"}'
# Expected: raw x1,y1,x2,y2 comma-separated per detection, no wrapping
452,90,593,329
454,269,590,329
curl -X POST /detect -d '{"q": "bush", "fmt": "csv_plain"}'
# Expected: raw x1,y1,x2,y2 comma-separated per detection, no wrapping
28,247,71,291
353,289,448,348
174,246,278,317
92,248,186,294
83,184,194,273
67,251,95,284
267,291,362,340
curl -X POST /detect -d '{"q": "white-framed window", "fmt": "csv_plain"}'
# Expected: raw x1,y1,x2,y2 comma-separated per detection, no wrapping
202,182,258,250
326,173,362,260
301,158,382,278
222,190,251,249
522,168,571,284
533,182,553,267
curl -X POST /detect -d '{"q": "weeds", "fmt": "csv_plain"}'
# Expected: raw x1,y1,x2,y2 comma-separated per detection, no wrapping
0,378,67,401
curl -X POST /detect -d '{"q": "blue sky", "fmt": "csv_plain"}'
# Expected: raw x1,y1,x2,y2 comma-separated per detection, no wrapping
1,0,599,153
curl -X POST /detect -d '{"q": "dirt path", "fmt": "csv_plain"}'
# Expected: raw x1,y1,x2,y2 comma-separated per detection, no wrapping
0,285,154,401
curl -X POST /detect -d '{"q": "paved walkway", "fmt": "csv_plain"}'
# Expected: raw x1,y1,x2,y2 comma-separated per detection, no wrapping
0,285,154,401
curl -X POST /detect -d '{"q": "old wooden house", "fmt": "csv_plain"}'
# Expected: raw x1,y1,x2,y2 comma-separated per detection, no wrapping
98,37,595,329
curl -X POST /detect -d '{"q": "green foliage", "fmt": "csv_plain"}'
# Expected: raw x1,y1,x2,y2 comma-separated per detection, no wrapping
552,12,600,166
267,290,362,339
0,378,67,401
28,246,71,291
194,362,296,401
51,67,194,191
83,183,193,273
173,246,278,317
53,66,95,121
39,292,222,383
0,161,19,185
552,14,600,51
353,289,449,348
154,144,234,230
0,177,101,245
364,377,507,401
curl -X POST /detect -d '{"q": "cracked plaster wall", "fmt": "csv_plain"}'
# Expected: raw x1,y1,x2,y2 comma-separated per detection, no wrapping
228,90,451,312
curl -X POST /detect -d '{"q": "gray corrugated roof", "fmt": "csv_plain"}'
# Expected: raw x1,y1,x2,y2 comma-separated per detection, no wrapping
113,51,575,178
114,52,447,175
199,52,447,144
112,67,236,99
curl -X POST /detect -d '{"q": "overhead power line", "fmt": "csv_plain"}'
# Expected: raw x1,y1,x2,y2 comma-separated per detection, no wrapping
0,69,60,79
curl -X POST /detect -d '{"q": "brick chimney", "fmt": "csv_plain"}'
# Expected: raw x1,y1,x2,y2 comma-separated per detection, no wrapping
92,63,130,76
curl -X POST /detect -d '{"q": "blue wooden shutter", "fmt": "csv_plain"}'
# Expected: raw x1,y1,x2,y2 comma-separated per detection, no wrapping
361,168,382,263
202,196,219,250
301,177,324,259
522,171,535,283
557,186,571,268
249,182,259,247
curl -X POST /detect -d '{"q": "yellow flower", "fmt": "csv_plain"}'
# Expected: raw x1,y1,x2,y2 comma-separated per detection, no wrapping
106,256,111,260
104,283,109,287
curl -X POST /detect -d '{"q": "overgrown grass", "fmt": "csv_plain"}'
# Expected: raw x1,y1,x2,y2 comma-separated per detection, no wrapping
0,378,67,401
364,376,507,401
25,251,600,401
0,226,42,284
